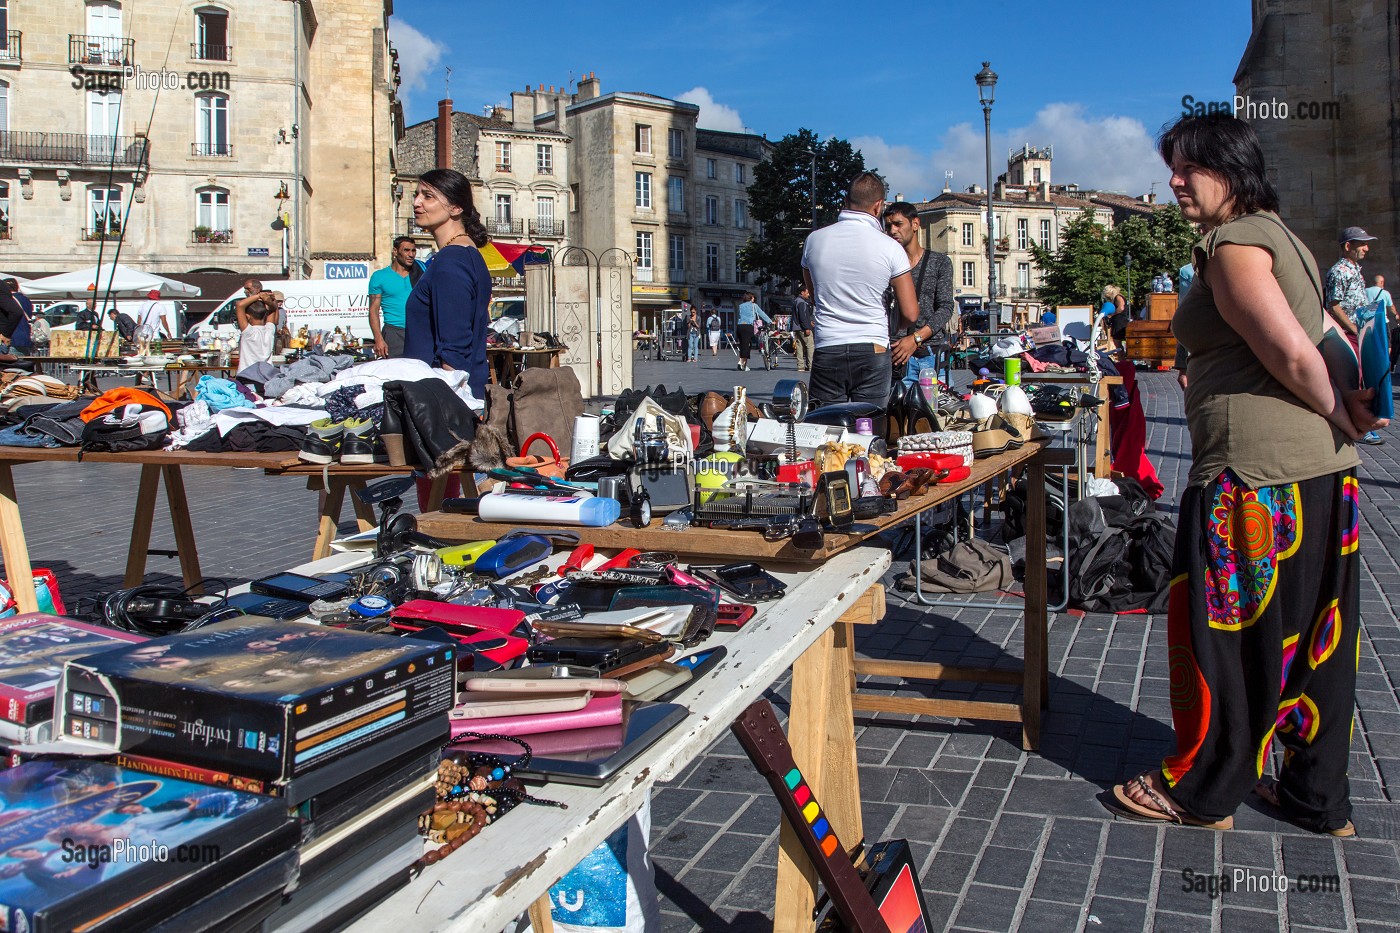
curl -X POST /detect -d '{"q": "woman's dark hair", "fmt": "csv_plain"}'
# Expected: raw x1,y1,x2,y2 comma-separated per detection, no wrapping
419,168,490,247
1157,113,1279,215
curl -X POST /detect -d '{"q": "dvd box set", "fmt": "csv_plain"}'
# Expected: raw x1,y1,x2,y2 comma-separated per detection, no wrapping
57,619,455,782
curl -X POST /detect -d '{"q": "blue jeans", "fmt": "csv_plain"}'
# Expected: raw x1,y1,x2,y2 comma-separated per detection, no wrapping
687,331,699,360
809,343,891,411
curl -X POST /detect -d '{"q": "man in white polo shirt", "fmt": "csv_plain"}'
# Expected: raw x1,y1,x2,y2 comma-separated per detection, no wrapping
802,172,919,422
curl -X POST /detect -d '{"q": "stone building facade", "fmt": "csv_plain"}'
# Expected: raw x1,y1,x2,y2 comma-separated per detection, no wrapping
1233,0,1399,280
395,88,571,296
914,144,1157,320
0,0,401,281
691,128,772,313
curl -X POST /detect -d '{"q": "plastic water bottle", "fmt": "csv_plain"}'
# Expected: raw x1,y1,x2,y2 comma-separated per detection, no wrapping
918,367,936,406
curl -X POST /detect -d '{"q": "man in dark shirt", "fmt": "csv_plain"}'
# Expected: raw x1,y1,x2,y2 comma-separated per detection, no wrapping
107,308,138,341
0,280,26,344
882,201,954,387
792,284,815,372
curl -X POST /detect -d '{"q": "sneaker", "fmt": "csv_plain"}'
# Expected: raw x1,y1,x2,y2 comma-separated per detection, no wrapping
1359,431,1385,446
298,418,344,464
339,418,381,464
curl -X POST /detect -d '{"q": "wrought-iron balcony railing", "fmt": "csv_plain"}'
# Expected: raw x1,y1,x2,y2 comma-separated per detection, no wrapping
0,31,21,64
190,42,230,61
487,219,524,237
69,34,134,68
0,131,148,167
529,220,565,238
190,141,232,157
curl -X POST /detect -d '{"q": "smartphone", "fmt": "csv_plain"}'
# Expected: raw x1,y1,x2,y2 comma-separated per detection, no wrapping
223,591,317,620
468,665,601,681
527,637,671,675
249,571,350,603
449,692,592,720
690,563,786,603
674,646,727,679
462,675,625,695
716,603,757,627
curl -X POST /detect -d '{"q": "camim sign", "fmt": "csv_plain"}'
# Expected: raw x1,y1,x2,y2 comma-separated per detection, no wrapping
325,263,369,280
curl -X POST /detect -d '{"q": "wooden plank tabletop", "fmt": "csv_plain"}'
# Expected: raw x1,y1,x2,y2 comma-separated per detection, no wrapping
417,440,1053,562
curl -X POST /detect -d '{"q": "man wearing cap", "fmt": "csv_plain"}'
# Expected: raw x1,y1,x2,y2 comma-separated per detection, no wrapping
1325,226,1382,443
137,288,173,340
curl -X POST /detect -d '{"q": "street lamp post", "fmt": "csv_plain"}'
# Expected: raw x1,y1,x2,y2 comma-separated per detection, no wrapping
1124,252,1133,309
975,62,998,325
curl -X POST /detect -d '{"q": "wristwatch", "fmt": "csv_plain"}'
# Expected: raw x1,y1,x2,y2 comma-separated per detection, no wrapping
912,332,925,346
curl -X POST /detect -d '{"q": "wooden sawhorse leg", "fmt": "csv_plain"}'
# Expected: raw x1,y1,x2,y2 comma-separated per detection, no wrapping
0,463,38,614
124,465,204,592
773,585,883,933
311,475,350,561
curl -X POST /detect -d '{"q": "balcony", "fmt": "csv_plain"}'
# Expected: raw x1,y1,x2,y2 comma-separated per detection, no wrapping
0,131,149,168
69,35,134,69
1011,286,1036,299
191,228,233,244
190,42,230,61
530,220,565,239
82,225,123,242
0,31,21,65
487,219,524,237
190,141,233,158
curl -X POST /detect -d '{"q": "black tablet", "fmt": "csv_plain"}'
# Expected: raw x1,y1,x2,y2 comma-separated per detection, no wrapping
452,701,688,787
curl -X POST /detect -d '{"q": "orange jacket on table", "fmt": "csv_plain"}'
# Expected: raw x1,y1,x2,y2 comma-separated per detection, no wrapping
79,387,172,423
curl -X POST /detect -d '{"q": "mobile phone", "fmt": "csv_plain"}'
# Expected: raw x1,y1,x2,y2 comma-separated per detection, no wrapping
690,563,787,603
223,591,316,620
250,571,350,603
527,637,670,674
470,664,601,681
674,646,727,679
462,675,624,695
716,603,757,627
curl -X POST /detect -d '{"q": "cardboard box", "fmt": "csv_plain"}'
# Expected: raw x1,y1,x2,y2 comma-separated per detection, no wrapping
59,619,455,781
0,613,146,726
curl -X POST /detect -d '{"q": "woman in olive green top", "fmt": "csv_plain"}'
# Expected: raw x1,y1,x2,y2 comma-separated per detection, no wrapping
1105,114,1386,836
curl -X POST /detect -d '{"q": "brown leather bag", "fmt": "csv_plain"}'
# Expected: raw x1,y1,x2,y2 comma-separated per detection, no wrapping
483,366,585,456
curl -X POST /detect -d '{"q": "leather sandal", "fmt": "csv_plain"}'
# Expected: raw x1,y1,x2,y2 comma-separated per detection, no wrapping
878,471,913,500
1253,780,1356,837
1104,773,1233,830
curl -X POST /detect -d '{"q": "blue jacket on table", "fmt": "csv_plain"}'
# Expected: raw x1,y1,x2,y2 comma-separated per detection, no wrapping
402,244,491,400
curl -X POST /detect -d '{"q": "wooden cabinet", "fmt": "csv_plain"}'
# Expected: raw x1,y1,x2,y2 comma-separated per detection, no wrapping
1146,293,1178,321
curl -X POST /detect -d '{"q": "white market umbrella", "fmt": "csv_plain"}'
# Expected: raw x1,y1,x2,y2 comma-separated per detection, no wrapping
22,264,201,299
0,273,31,286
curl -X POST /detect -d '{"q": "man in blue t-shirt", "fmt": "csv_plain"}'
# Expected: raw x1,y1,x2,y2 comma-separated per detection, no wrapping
368,236,420,358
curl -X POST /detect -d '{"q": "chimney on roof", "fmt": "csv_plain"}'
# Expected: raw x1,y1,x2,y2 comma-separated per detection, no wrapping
1146,192,1157,204
436,98,453,169
577,72,600,101
994,180,1006,201
511,89,536,131
1038,181,1050,201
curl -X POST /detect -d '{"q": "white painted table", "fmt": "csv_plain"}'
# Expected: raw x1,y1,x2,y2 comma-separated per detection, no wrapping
339,547,890,933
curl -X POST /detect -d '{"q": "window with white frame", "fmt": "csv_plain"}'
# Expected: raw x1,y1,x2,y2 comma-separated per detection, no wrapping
0,181,10,238
635,171,651,209
196,187,230,235
962,222,974,247
704,196,718,226
195,92,229,155
635,124,651,154
669,234,685,280
734,199,747,229
635,231,652,269
1040,218,1051,249
1017,262,1031,292
0,80,7,132
536,196,555,235
87,186,122,237
537,144,552,174
495,141,511,172
961,261,975,288
667,176,684,213
706,158,716,179
734,163,745,184
494,193,512,224
668,128,685,160
705,243,719,282
1016,218,1028,251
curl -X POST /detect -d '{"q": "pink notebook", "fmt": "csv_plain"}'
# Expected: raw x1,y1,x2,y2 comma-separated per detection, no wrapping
448,692,623,739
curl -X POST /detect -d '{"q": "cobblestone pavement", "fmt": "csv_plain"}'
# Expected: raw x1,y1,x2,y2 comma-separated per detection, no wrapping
2,351,1396,932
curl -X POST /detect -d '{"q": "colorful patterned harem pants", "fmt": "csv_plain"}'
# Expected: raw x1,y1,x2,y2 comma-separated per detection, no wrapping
1159,469,1360,832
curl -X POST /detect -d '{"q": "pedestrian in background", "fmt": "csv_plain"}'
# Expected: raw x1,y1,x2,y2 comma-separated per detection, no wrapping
706,308,722,357
369,235,420,358
735,291,771,371
882,201,954,389
792,284,815,372
1326,227,1381,442
686,308,701,362
1107,111,1385,837
2,279,35,353
1100,284,1127,354
1362,274,1397,372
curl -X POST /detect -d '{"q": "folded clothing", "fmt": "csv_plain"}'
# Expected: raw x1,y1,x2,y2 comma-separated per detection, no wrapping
80,386,171,423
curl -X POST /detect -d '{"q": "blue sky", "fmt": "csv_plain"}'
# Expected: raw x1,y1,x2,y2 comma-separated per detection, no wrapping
389,0,1252,202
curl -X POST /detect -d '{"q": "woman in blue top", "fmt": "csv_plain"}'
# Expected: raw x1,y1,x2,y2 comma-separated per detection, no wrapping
1099,284,1126,354
402,168,492,402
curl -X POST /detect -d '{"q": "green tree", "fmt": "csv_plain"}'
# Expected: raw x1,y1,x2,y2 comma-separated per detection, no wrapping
1031,203,1199,308
739,129,868,287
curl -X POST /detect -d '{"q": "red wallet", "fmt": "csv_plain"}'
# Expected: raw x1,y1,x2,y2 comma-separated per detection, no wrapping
391,600,525,636
390,621,530,666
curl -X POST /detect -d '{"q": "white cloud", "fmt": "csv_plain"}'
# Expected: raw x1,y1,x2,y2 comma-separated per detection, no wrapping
389,20,447,108
856,103,1169,204
676,87,746,133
